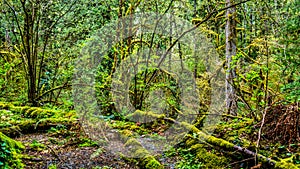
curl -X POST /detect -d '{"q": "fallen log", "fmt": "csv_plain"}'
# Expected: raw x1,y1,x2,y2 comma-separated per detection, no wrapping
180,122,299,169
0,119,78,138
0,102,77,137
123,137,163,169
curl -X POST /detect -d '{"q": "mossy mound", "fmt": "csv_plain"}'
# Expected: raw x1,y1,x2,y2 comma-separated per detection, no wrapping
214,118,255,148
189,144,229,168
0,132,25,169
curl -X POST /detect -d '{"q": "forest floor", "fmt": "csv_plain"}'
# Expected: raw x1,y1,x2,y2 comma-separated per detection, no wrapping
1,103,300,169
15,128,139,169
16,131,137,169
13,124,180,169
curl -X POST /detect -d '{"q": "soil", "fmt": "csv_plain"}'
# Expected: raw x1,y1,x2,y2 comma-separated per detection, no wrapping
15,132,139,169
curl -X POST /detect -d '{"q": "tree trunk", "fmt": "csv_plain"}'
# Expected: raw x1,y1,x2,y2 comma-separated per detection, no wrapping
225,0,237,115
22,0,37,106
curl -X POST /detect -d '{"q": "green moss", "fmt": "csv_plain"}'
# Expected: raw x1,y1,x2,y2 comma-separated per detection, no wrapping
185,137,196,147
214,119,255,149
0,132,25,168
186,143,229,168
11,106,30,114
122,136,163,168
275,161,299,169
0,102,75,120
275,156,300,169
110,121,151,136
78,138,99,147
30,140,46,151
24,107,59,119
124,138,142,148
144,157,163,169
119,129,133,142
125,110,165,122
196,148,228,168
0,102,13,110
189,143,203,150
17,119,36,130
182,122,299,169
0,132,24,150
134,148,149,157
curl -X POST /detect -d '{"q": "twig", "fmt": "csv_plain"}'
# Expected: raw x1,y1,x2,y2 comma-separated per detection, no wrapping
46,145,61,161
256,107,268,148
225,157,255,168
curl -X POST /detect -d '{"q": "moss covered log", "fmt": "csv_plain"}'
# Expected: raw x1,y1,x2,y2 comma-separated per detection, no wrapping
0,102,77,137
0,102,75,119
180,122,299,169
118,130,163,169
125,110,166,123
123,138,163,169
0,119,78,137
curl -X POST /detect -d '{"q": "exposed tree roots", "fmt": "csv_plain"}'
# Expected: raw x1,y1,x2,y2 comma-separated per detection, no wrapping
262,103,300,144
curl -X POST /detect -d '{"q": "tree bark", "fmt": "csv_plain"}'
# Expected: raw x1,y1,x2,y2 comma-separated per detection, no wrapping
225,0,237,115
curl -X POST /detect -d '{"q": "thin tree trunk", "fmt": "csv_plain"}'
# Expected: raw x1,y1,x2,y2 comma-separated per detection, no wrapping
225,0,237,115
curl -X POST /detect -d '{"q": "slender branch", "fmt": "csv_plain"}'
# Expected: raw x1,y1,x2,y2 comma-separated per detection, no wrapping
138,0,175,108
4,1,26,64
225,157,255,168
37,0,78,95
146,0,251,88
35,83,71,101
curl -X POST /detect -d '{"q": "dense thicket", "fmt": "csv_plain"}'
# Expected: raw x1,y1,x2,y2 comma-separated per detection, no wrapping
0,0,299,168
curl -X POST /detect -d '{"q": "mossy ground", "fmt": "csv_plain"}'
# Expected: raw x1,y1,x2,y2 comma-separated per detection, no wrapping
0,132,25,168
1,102,299,168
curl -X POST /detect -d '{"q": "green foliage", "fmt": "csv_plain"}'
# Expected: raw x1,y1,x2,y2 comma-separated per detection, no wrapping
0,102,76,139
0,140,12,168
276,0,300,103
48,164,57,169
47,124,67,133
0,133,24,169
170,145,228,169
0,0,299,168
78,138,99,148
176,150,204,169
30,140,46,151
281,76,300,102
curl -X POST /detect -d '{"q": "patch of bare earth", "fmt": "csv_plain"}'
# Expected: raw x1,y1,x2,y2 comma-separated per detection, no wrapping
15,132,139,169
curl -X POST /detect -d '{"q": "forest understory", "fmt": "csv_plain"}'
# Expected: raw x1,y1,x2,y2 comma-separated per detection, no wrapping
0,0,299,168
0,102,299,169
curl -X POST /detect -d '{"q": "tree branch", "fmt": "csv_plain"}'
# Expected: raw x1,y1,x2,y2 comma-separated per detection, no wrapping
146,0,251,88
35,83,71,101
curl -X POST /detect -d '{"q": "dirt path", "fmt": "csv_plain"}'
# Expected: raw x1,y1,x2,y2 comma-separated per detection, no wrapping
15,131,139,169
